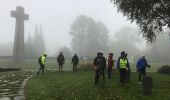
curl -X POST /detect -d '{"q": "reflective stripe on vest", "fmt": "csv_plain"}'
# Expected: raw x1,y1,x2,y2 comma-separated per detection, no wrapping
119,58,127,69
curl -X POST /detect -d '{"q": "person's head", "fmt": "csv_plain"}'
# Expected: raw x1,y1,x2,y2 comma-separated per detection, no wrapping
97,52,101,57
121,51,126,58
74,53,77,56
43,53,47,57
60,52,63,55
141,56,145,59
109,53,113,58
109,53,113,56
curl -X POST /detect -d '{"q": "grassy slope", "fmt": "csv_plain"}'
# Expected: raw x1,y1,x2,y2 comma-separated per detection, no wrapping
25,71,170,100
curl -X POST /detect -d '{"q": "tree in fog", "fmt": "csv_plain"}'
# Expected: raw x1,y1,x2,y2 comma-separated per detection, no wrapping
70,15,109,58
33,25,46,56
146,33,170,63
111,0,170,42
25,34,37,57
110,26,143,62
25,25,46,57
57,46,72,58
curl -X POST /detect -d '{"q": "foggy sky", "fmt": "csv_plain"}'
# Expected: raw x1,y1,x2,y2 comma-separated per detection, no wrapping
0,0,136,56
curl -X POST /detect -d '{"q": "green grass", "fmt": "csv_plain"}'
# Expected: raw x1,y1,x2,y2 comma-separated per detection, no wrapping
25,71,170,100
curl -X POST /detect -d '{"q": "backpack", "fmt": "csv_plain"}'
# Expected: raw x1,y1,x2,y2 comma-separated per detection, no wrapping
38,56,41,63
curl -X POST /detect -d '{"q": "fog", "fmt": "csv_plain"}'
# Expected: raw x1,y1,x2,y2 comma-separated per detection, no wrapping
0,0,136,56
0,0,169,63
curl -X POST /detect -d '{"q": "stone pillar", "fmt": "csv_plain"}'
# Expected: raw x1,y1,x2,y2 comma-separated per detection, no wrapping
142,76,153,95
11,6,29,64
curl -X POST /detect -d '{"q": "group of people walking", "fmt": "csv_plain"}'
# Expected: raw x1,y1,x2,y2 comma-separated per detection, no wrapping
37,51,150,85
37,52,79,75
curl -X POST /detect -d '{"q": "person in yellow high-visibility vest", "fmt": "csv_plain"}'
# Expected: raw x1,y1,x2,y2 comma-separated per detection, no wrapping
117,51,130,85
37,53,47,75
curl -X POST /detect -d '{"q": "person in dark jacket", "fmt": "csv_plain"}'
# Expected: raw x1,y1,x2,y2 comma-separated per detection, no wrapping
93,52,103,85
136,56,150,84
71,54,79,72
100,53,106,82
57,52,65,71
117,51,130,85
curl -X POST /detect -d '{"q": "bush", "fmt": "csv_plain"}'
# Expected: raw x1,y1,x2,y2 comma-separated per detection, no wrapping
157,65,170,75
78,61,93,71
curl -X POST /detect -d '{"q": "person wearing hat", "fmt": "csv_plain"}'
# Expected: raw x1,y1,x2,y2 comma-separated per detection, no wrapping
136,56,150,84
93,52,103,85
117,51,130,85
37,53,47,75
71,53,79,72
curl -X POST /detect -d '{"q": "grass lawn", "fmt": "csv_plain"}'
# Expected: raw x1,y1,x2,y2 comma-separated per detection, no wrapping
25,71,170,100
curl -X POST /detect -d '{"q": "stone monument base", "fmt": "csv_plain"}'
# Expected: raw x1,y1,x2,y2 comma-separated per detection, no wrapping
0,68,21,72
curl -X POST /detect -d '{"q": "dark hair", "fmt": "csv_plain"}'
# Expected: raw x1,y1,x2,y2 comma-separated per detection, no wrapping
109,53,113,56
121,51,125,55
97,52,101,56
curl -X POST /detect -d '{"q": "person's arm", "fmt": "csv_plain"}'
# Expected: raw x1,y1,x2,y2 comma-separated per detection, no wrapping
111,60,114,68
71,57,73,64
57,56,59,63
63,56,65,64
77,57,79,64
117,57,120,69
136,59,140,72
144,58,150,68
126,58,130,69
103,57,107,69
93,58,97,70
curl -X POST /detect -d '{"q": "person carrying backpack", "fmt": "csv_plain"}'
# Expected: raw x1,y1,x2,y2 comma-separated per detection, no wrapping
37,53,47,75
117,51,130,85
71,53,79,72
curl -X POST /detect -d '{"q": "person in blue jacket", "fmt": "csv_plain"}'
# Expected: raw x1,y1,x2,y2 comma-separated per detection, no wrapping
136,56,150,84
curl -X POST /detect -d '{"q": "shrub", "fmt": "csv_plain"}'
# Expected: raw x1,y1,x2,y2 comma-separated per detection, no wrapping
157,65,170,75
78,61,93,71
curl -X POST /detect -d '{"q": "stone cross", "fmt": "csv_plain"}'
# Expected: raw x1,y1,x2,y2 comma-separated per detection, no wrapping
11,6,29,63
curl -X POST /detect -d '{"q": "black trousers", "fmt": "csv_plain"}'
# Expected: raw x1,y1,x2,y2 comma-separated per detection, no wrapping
126,70,131,83
119,69,126,84
73,64,78,72
95,69,100,85
58,63,64,71
138,69,146,82
107,67,112,79
38,63,45,74
95,68,105,85
101,68,105,81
